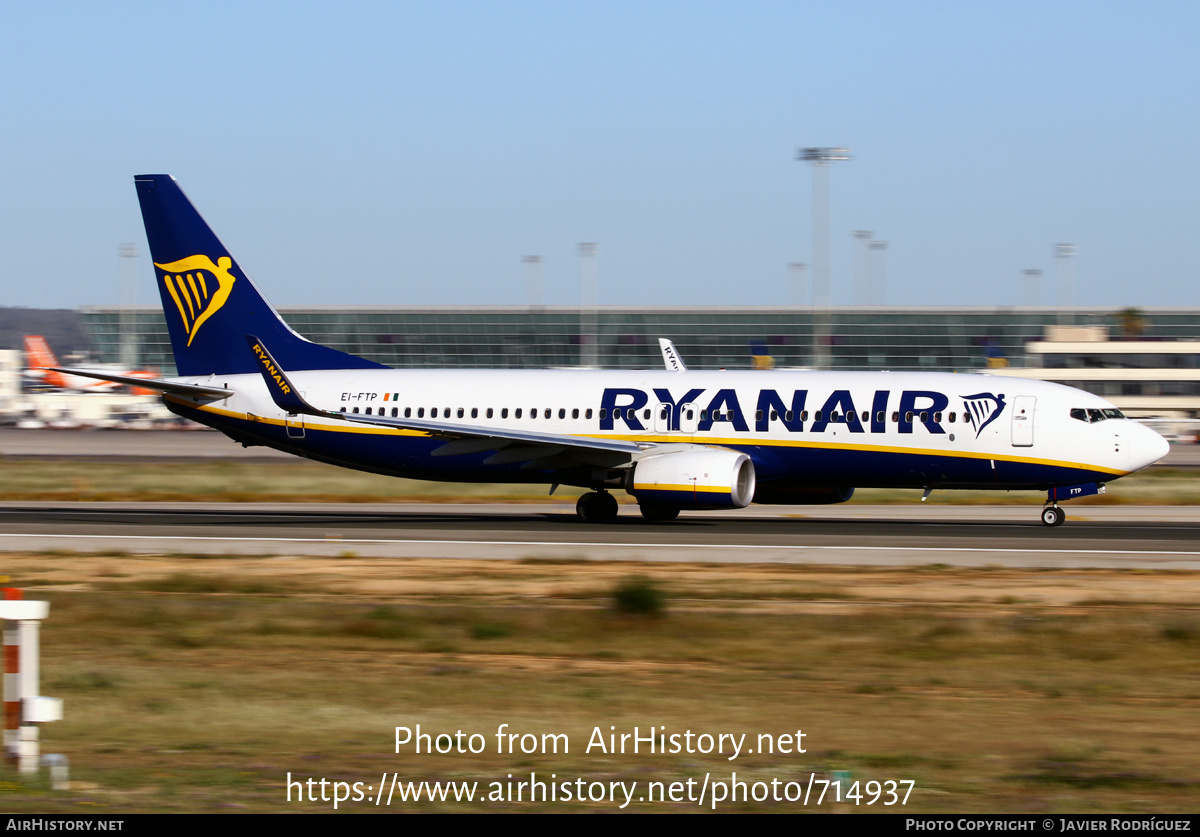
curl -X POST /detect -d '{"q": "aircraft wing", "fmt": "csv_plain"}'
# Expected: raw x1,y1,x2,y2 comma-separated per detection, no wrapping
41,367,234,398
245,336,647,461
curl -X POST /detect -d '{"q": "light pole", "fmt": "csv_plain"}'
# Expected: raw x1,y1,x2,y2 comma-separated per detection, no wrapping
852,230,872,306
1055,243,1076,325
578,243,599,367
118,243,137,367
798,147,850,369
1023,269,1042,306
522,255,543,307
787,262,808,308
868,240,887,305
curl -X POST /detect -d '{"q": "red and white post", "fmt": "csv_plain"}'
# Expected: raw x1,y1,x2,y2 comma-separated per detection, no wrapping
1,587,61,774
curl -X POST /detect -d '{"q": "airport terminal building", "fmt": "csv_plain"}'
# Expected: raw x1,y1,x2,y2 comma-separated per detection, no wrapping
78,305,1200,420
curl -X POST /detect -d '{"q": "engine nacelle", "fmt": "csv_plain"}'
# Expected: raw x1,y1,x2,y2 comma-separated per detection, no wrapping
629,448,756,509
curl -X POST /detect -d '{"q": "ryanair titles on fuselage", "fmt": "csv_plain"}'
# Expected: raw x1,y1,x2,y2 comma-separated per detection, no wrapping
337,386,1007,437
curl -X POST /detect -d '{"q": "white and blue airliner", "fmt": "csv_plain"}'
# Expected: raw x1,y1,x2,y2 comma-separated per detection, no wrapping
52,175,1170,526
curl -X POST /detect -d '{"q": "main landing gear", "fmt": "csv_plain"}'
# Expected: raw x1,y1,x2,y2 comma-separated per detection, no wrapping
576,491,619,524
638,501,680,522
1040,504,1065,527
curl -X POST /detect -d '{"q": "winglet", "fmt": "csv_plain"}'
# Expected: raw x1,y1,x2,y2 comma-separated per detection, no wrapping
245,334,326,416
658,338,687,372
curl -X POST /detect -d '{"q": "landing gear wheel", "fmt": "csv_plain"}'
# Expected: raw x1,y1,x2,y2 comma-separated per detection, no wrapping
638,502,680,522
1041,505,1065,527
577,491,619,523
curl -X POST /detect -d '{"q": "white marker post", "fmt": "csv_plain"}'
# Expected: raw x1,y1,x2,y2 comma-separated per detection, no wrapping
1,587,62,774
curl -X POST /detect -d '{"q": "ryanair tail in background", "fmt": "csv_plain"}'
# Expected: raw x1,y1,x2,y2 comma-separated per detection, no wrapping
135,175,384,377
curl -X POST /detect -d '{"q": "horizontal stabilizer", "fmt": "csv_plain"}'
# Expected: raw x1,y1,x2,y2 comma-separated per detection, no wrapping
43,368,233,398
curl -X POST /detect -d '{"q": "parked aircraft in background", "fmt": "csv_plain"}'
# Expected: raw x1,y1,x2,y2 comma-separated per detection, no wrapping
51,175,1170,526
24,335,157,394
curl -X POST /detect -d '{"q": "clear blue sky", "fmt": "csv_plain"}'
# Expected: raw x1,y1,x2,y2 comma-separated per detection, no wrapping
2,1,1198,309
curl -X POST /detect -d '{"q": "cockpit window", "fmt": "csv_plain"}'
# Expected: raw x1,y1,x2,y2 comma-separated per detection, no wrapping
1072,407,1126,423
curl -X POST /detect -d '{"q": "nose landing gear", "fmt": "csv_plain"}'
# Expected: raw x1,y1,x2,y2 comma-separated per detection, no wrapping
1040,504,1065,527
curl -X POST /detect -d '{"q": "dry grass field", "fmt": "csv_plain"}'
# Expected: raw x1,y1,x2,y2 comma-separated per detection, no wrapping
2,553,1200,813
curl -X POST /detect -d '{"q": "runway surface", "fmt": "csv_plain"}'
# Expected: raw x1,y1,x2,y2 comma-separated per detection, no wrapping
3,502,1199,568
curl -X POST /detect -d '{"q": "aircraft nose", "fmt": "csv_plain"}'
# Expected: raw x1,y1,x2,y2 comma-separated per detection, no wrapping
1127,421,1170,472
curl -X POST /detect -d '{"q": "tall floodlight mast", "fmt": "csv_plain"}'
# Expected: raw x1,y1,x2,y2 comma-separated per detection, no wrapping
118,243,138,367
797,147,851,369
852,230,872,306
868,240,888,305
787,262,808,308
1055,243,1076,325
578,243,599,367
523,255,543,308
1023,269,1043,306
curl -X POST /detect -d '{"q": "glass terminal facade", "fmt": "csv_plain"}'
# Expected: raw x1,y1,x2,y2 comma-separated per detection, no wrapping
80,305,1200,377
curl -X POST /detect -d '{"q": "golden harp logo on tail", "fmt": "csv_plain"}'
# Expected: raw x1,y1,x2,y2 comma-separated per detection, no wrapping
155,255,237,346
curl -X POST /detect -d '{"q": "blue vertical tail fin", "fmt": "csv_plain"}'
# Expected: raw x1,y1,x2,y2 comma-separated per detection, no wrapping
135,174,385,376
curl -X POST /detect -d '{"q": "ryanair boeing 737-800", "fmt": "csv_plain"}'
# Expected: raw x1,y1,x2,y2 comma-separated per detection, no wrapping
52,175,1169,526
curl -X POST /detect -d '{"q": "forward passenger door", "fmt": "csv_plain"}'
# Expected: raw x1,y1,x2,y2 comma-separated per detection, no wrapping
1011,396,1036,447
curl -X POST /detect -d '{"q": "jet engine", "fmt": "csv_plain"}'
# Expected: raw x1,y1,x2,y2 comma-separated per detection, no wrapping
628,448,756,510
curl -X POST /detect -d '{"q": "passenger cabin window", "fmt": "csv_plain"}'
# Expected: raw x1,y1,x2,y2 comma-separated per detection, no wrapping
353,407,360,414
785,410,793,422
559,408,566,419
501,408,509,418
486,408,493,418
545,408,551,419
457,408,464,418
391,408,398,417
599,409,606,420
876,411,884,423
471,408,478,418
515,408,523,419
572,408,579,419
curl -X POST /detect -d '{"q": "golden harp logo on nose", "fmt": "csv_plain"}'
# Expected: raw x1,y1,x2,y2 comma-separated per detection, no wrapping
155,255,237,346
